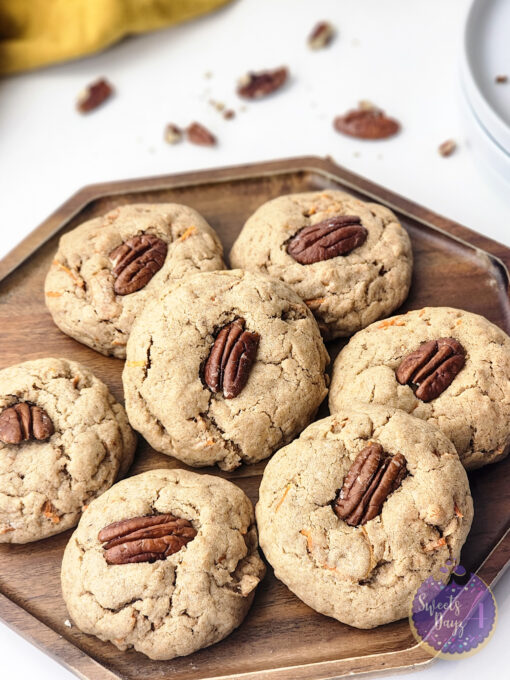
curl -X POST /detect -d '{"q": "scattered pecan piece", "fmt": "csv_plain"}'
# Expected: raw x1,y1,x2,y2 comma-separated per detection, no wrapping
76,78,114,113
438,139,456,157
99,514,197,565
0,403,54,445
287,216,367,264
237,67,288,99
333,443,407,526
495,75,508,84
334,105,400,140
223,109,235,120
396,337,466,402
187,122,216,146
203,318,260,399
164,123,183,144
308,21,335,50
110,234,167,295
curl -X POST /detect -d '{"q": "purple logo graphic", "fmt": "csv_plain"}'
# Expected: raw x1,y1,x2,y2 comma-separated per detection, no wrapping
409,560,497,658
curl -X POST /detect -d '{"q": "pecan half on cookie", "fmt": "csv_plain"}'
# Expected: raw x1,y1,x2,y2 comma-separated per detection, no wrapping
333,443,407,526
396,337,466,402
110,234,168,295
203,318,260,398
99,514,197,565
287,216,367,265
0,403,54,444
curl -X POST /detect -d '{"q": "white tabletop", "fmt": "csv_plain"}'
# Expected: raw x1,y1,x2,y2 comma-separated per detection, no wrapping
1,0,509,678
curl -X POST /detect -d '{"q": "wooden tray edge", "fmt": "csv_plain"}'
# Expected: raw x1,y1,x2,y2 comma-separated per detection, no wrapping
1,155,509,680
1,155,510,281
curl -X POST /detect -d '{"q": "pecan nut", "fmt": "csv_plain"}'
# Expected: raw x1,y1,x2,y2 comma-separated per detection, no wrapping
237,67,288,99
98,514,197,565
77,78,114,113
203,318,260,399
333,443,407,526
0,403,54,445
334,106,400,140
187,122,216,146
109,234,167,296
396,337,466,402
308,21,335,50
287,216,367,265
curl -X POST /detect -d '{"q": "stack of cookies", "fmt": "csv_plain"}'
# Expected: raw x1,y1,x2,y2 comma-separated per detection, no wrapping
1,191,508,660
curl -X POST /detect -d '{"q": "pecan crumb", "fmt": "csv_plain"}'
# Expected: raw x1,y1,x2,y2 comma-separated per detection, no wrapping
209,99,225,112
76,78,114,113
164,123,183,145
187,122,217,146
308,21,335,50
495,75,508,84
223,109,236,120
237,67,288,99
438,139,456,157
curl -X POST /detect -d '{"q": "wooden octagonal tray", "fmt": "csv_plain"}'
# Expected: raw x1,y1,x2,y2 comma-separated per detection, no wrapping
0,157,509,680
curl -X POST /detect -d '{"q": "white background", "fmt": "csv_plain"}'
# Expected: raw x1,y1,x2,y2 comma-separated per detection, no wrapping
0,0,509,678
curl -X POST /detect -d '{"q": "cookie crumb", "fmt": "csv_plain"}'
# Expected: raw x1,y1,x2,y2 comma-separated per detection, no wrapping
223,109,235,120
495,75,508,84
164,123,183,145
438,139,456,157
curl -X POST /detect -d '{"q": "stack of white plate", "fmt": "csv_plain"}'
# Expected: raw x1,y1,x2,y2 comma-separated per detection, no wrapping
460,0,510,185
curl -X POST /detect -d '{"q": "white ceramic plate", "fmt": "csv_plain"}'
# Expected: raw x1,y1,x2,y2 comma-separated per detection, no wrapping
461,0,510,154
459,77,510,187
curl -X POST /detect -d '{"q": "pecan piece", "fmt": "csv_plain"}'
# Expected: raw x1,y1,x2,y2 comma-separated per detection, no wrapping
308,21,335,50
203,318,260,399
396,337,466,402
0,403,54,445
237,67,288,99
110,234,167,295
187,122,216,146
334,106,400,140
287,216,367,264
77,78,114,113
98,514,197,565
333,443,407,526
438,139,456,157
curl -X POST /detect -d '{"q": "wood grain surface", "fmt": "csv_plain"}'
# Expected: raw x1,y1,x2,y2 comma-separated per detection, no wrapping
0,157,509,680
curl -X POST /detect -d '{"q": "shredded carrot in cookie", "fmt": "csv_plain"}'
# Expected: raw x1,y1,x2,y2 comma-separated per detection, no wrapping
72,376,80,388
0,526,15,534
52,261,84,288
112,340,126,346
45,291,62,298
126,360,146,368
305,298,326,308
179,226,196,241
455,319,462,326
300,529,313,551
378,316,406,329
205,439,215,447
418,309,426,317
305,206,317,216
42,501,60,524
454,503,464,519
275,484,291,512
423,537,446,552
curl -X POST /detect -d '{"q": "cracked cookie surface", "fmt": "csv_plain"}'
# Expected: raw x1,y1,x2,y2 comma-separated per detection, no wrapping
0,358,136,543
123,269,329,471
256,405,472,629
45,203,225,358
329,307,510,469
229,190,412,340
61,468,265,660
